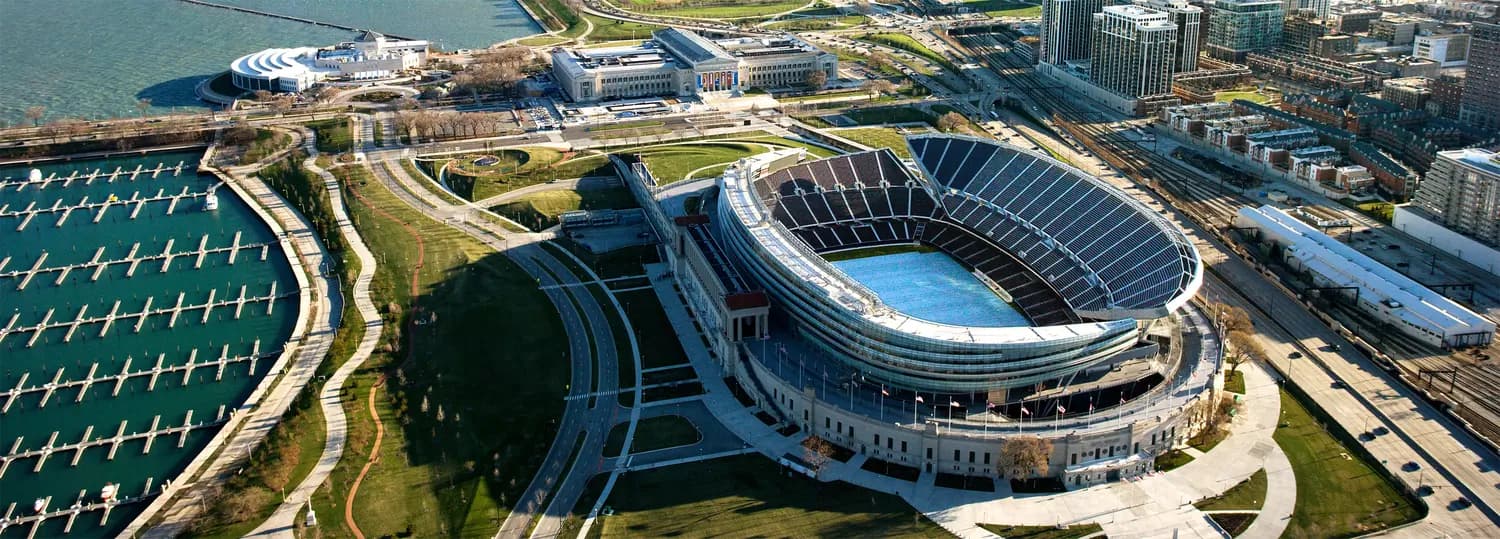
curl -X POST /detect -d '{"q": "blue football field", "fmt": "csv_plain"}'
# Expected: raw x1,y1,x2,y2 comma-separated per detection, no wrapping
831,251,1030,328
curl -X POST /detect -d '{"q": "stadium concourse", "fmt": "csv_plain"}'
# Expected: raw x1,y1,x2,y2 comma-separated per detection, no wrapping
657,134,1223,489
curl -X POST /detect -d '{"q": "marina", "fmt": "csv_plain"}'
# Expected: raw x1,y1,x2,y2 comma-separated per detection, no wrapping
0,150,299,537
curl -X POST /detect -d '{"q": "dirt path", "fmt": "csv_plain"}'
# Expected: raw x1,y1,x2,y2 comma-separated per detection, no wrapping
344,376,385,539
340,176,429,538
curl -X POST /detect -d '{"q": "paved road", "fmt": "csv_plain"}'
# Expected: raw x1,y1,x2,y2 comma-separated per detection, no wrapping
246,126,386,538
358,147,641,539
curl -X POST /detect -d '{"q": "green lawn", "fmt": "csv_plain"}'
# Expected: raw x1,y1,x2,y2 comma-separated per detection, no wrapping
594,455,949,537
1216,90,1275,104
617,288,691,370
1355,201,1395,224
584,14,664,41
306,118,353,154
440,148,612,202
625,142,767,184
1225,370,1246,394
844,106,936,126
857,33,959,73
764,14,868,30
492,186,638,230
1195,469,1267,512
238,129,291,165
621,0,807,19
590,120,667,133
1275,389,1422,537
831,126,932,158
602,415,702,456
306,164,570,538
1155,449,1195,472
962,0,1041,18
517,35,570,47
977,523,1104,539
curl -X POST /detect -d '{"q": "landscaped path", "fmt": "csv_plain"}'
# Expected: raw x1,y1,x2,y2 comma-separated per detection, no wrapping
248,127,386,538
134,133,340,539
345,376,386,539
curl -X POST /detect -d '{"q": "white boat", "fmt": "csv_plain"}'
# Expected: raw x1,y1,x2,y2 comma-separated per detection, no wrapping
203,191,219,211
32,498,44,513
100,483,118,503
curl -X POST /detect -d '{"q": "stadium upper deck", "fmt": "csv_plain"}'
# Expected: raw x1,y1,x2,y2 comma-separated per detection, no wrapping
716,137,1203,392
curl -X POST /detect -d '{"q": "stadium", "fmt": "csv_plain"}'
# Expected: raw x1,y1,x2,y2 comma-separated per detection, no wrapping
661,134,1222,486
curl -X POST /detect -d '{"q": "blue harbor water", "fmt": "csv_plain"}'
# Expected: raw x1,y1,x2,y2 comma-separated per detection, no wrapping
0,0,540,125
833,251,1032,327
0,151,298,537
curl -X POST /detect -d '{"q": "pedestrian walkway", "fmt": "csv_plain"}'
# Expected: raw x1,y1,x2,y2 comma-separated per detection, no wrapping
636,264,1298,539
248,126,386,538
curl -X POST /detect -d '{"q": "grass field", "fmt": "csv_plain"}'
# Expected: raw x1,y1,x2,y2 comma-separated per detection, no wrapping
1155,449,1194,472
189,163,369,538
517,35,569,46
1216,90,1276,104
1354,201,1395,224
1275,389,1422,537
307,118,353,154
977,523,1103,539
832,126,931,158
764,14,868,30
492,186,638,230
593,455,949,537
616,288,691,369
844,106,936,126
626,142,768,183
621,0,807,19
1225,370,1246,394
962,0,1041,17
238,129,291,165
603,415,702,456
857,33,958,73
442,148,612,202
822,243,936,262
1195,469,1267,512
585,14,664,41
299,164,569,538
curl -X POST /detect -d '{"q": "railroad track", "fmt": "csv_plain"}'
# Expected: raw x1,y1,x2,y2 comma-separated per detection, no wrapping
954,31,1500,445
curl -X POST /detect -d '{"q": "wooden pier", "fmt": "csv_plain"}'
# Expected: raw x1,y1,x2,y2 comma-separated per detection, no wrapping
0,162,185,191
0,411,228,477
0,235,275,289
1,285,292,346
0,341,271,410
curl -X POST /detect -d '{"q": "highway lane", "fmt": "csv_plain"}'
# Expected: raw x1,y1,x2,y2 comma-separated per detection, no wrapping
364,152,641,539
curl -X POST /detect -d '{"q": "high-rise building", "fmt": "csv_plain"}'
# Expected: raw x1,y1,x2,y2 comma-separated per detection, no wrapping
1041,0,1110,65
1091,5,1179,97
1412,148,1500,248
1370,15,1440,46
1414,32,1471,68
1136,0,1202,71
1331,8,1379,33
1281,0,1327,20
1205,0,1283,62
1281,9,1329,53
1460,22,1500,129
1431,72,1464,119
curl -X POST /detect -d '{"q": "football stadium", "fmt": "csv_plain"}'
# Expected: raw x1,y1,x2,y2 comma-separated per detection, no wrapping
658,134,1223,487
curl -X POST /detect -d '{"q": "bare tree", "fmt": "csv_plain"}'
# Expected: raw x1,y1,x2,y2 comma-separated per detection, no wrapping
936,111,965,132
802,435,836,478
393,96,420,111
998,436,1052,479
867,51,893,72
805,70,829,90
270,95,296,116
1225,330,1263,373
863,79,897,100
24,106,46,127
252,89,273,102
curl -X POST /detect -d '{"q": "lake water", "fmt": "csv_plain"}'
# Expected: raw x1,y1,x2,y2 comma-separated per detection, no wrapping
0,0,541,125
0,150,298,537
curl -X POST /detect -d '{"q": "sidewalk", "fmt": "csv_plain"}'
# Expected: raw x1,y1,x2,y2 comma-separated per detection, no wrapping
646,265,1298,539
248,127,386,538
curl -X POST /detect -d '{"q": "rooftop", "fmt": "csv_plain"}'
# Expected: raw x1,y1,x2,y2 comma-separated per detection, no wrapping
1440,148,1500,175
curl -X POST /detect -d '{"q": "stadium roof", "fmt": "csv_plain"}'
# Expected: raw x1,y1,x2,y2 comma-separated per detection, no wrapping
719,150,1138,345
